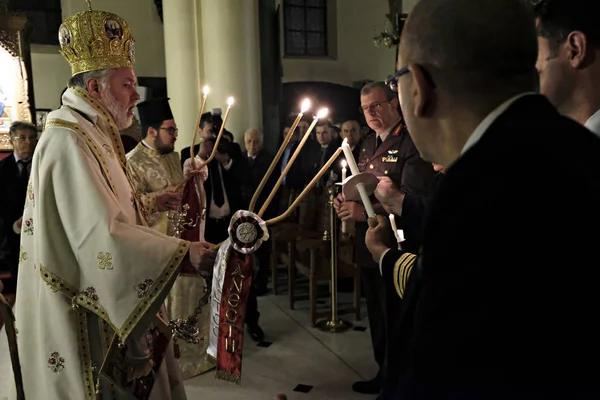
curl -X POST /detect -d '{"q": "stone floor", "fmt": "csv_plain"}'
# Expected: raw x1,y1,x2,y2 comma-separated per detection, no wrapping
0,279,378,400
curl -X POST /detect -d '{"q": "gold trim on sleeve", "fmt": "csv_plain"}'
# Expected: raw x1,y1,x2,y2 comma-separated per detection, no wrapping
393,253,417,299
45,118,120,197
118,240,190,344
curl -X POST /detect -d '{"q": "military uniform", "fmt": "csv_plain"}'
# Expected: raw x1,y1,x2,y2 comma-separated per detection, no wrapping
352,120,436,386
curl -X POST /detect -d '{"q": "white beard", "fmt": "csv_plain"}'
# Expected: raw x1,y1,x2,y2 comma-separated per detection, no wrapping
101,88,133,130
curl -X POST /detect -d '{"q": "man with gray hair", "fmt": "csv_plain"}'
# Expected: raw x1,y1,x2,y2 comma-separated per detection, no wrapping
10,8,215,400
0,121,37,294
366,0,600,398
243,127,279,298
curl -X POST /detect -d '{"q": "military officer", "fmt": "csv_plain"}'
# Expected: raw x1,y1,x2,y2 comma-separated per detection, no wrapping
334,81,436,396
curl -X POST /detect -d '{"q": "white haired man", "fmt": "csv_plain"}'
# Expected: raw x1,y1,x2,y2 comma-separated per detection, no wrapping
9,8,215,400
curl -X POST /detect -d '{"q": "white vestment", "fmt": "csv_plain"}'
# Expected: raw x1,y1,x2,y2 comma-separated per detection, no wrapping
9,87,188,400
128,148,214,379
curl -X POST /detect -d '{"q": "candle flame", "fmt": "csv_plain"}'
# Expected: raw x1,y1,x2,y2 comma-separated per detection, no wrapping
300,98,311,113
316,108,329,119
342,138,348,146
227,97,235,107
341,159,347,168
202,85,210,96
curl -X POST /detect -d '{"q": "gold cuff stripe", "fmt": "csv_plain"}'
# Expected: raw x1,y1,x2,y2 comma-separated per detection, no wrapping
393,253,417,299
45,118,119,197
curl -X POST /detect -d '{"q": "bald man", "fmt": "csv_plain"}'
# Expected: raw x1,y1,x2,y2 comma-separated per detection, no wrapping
367,0,600,398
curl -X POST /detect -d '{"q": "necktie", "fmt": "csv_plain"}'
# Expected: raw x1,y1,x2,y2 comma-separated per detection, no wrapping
376,136,383,150
248,156,255,166
18,159,31,183
211,162,225,207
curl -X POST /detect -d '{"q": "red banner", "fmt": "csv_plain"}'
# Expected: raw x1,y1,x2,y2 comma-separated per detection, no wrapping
215,250,254,383
180,177,202,274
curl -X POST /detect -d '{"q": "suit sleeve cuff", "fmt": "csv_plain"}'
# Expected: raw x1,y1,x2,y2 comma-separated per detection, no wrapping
379,248,391,275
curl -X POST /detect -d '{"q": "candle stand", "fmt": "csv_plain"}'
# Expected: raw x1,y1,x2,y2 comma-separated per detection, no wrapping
316,184,352,333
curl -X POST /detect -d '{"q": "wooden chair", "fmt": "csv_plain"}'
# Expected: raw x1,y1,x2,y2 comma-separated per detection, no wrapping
0,293,25,399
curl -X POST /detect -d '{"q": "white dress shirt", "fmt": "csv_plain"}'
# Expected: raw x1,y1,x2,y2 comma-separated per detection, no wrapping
208,158,233,218
584,109,600,137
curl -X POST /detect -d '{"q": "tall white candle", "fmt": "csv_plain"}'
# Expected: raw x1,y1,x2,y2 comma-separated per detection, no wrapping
358,184,376,218
341,139,360,176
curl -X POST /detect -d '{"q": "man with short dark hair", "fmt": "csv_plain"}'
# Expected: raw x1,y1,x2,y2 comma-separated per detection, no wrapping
534,0,600,135
367,0,600,397
334,81,436,395
0,121,37,292
180,111,215,167
126,98,184,233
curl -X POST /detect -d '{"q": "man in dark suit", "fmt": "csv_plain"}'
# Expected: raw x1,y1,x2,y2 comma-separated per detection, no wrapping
333,82,437,395
241,128,280,295
300,120,342,189
0,121,38,293
340,120,363,162
366,0,600,398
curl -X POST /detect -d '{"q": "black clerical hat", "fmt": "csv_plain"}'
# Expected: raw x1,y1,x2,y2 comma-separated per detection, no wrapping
137,98,174,126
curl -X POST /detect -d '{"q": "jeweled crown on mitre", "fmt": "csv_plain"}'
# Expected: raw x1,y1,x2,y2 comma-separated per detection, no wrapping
58,6,135,76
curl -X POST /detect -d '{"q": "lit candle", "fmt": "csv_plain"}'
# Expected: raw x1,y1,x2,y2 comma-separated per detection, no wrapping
258,107,329,218
341,138,376,218
249,98,311,212
341,138,360,176
190,85,210,169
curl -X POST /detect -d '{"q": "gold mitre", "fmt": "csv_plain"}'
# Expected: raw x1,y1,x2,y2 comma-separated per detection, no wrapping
58,7,135,76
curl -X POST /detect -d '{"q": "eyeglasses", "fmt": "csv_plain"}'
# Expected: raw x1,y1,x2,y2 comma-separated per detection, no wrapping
160,127,178,136
14,135,38,142
360,100,392,114
385,66,410,93
385,65,436,92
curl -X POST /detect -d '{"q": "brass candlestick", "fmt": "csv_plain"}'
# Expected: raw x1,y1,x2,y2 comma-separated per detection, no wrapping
316,184,352,333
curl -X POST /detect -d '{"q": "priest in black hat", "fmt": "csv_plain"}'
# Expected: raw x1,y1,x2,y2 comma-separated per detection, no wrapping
126,97,184,232
126,98,217,378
